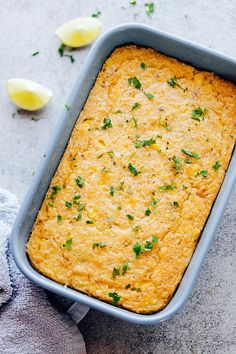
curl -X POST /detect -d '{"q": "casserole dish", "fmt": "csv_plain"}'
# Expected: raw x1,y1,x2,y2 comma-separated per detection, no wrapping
11,24,236,324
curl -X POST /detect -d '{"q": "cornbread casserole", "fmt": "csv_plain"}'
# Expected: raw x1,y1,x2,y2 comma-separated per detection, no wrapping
27,46,236,314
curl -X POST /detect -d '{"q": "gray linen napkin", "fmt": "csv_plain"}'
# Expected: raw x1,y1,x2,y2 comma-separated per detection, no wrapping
0,187,89,354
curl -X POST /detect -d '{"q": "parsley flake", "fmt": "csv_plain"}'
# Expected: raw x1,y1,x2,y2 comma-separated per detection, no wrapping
132,102,141,110
109,186,115,196
144,92,154,100
122,263,129,275
77,202,86,211
145,2,154,16
191,107,206,121
32,51,39,56
159,183,177,191
172,155,182,171
49,185,61,200
173,201,179,208
128,163,140,176
101,117,112,130
134,137,156,148
126,214,134,220
93,242,106,249
112,267,120,278
58,44,75,63
62,238,73,250
57,215,62,223
75,176,85,188
181,149,200,159
195,170,208,177
129,0,137,5
167,76,187,91
133,242,142,258
145,208,151,216
128,76,141,89
212,161,221,171
91,10,101,17
140,62,146,70
86,219,94,224
108,292,121,305
65,201,72,208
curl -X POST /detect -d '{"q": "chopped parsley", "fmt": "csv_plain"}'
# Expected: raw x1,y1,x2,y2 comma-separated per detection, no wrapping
57,215,62,223
77,202,86,211
32,51,39,56
91,10,101,17
93,242,106,249
65,104,71,111
167,76,187,91
133,236,158,258
140,62,146,70
122,263,129,275
73,195,81,204
132,102,141,110
152,235,159,242
108,292,121,305
101,117,112,130
145,208,151,216
58,43,75,63
133,242,142,258
181,149,200,159
126,214,134,220
173,201,179,208
49,185,61,200
185,158,192,164
58,43,65,56
128,76,141,89
172,156,182,171
195,170,208,177
129,0,137,5
48,202,53,207
144,92,154,100
75,176,85,188
212,161,221,170
145,2,154,16
128,163,140,176
159,183,176,191
112,267,120,278
134,137,156,148
150,197,159,206
62,238,73,250
86,219,94,224
109,186,115,196
144,240,154,250
132,117,138,128
191,107,206,121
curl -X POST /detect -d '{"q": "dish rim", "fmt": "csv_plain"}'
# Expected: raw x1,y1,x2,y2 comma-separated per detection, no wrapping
10,23,236,325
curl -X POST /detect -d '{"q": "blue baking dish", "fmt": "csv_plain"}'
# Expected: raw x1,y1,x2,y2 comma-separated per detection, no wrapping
11,24,236,324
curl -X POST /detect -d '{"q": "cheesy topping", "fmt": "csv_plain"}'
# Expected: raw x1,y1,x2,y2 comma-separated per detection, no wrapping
27,46,236,314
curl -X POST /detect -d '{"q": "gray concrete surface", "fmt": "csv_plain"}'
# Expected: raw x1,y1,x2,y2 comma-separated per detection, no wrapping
0,0,235,353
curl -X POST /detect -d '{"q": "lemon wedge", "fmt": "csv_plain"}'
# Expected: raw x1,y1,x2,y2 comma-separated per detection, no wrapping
7,79,53,111
55,17,101,48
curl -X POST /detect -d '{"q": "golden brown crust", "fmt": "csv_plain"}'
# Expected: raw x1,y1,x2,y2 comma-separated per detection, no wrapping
27,46,236,314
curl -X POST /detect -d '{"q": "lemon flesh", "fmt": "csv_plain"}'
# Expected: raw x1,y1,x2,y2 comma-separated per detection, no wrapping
55,17,101,48
7,79,53,111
